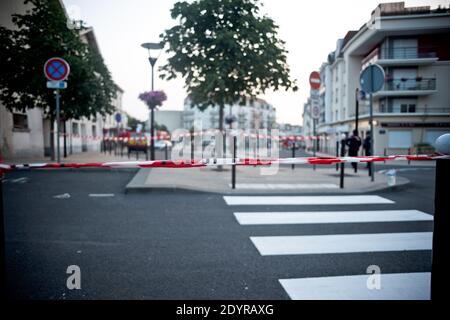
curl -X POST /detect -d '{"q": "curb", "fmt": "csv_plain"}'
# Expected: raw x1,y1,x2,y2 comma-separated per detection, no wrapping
124,168,411,195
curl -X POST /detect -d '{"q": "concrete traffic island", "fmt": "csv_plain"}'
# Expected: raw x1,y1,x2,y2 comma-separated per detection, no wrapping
125,164,410,194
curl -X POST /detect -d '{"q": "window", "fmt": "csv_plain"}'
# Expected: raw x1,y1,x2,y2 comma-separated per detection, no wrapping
13,113,28,130
392,98,417,113
72,122,79,135
388,130,412,148
92,125,97,137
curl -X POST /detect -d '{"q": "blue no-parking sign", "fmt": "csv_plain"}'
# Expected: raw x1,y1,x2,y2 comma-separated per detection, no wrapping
44,57,70,82
360,64,385,94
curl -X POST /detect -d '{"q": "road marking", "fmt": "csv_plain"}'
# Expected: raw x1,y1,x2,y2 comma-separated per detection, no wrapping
234,210,433,225
279,272,430,300
53,193,71,199
228,183,339,189
250,232,432,255
11,177,28,183
223,195,394,206
88,193,115,197
378,168,433,174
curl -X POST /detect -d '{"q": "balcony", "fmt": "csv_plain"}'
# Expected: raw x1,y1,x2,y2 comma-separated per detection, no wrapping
350,105,449,117
373,78,437,98
376,47,438,66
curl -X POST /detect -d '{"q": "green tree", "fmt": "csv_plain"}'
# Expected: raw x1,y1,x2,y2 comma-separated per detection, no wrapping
128,116,146,132
0,0,117,159
160,0,297,135
155,123,169,133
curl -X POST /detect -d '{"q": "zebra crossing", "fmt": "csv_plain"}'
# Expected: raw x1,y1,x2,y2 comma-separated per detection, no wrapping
223,195,433,300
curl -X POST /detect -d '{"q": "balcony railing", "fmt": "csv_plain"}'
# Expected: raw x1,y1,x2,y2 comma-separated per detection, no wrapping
384,78,436,91
350,105,449,116
379,47,437,60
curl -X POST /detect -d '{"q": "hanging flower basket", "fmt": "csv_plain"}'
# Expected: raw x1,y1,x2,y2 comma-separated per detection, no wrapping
138,90,167,109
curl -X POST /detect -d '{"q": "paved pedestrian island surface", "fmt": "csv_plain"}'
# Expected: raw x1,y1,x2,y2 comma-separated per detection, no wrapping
127,165,409,194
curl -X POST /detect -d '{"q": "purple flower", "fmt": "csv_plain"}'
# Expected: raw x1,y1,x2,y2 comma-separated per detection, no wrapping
138,90,167,108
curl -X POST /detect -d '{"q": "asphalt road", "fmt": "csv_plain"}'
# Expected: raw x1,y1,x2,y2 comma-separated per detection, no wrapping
2,163,436,299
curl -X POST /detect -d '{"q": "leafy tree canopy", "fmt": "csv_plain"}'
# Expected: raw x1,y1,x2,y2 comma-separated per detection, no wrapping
0,0,117,121
160,0,297,130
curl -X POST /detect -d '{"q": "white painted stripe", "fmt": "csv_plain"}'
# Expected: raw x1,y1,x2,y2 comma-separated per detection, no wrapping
250,232,432,255
229,183,339,189
88,193,115,197
279,272,430,300
234,210,433,225
223,195,394,206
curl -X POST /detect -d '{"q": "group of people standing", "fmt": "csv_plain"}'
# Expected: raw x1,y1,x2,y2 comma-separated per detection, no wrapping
344,130,372,172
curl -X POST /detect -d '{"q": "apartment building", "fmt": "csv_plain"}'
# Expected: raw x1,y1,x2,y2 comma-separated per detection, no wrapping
0,0,126,159
312,2,450,156
182,97,277,132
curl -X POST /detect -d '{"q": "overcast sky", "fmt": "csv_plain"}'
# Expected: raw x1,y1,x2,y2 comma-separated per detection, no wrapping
62,0,448,125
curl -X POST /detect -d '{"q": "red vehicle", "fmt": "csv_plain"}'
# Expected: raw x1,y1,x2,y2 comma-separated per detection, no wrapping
127,132,148,153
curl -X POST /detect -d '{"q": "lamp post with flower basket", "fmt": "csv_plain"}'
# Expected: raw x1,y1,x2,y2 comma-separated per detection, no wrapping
138,90,167,160
141,42,163,160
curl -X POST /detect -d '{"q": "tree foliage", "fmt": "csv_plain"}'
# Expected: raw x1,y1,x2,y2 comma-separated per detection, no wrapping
127,116,146,132
160,0,297,130
0,0,117,121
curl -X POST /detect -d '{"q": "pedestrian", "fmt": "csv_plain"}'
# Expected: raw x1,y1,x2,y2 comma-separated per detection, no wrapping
346,130,362,172
363,133,372,174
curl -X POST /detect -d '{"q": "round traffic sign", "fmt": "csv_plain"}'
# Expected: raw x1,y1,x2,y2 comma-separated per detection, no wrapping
44,57,70,81
312,105,320,119
360,64,385,94
115,113,122,123
309,71,321,90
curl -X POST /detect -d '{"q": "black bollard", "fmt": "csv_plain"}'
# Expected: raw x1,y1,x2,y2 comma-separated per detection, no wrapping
431,158,450,300
291,145,295,170
232,136,237,189
340,139,346,189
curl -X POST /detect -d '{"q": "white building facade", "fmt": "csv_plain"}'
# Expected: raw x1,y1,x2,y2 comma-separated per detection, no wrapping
311,2,450,156
0,1,126,159
182,98,277,132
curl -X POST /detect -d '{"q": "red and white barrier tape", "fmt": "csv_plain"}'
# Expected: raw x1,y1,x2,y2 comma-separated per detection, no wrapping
56,132,322,142
1,154,448,173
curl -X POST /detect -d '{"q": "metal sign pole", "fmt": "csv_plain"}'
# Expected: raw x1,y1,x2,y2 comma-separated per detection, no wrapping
369,93,374,182
55,89,61,163
231,136,237,189
313,119,316,171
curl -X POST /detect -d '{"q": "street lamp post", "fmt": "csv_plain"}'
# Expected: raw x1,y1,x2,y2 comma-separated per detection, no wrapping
141,42,163,161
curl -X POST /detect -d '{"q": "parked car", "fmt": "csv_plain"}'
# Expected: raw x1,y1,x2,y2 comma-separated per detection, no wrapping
153,140,172,150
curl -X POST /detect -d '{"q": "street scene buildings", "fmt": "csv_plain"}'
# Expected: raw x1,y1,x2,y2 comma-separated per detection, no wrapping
303,2,450,156
0,0,127,159
182,97,277,131
1,0,450,305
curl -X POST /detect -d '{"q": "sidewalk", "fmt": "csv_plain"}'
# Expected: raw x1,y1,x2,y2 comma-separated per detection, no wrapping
2,149,168,164
126,164,409,194
305,149,436,167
